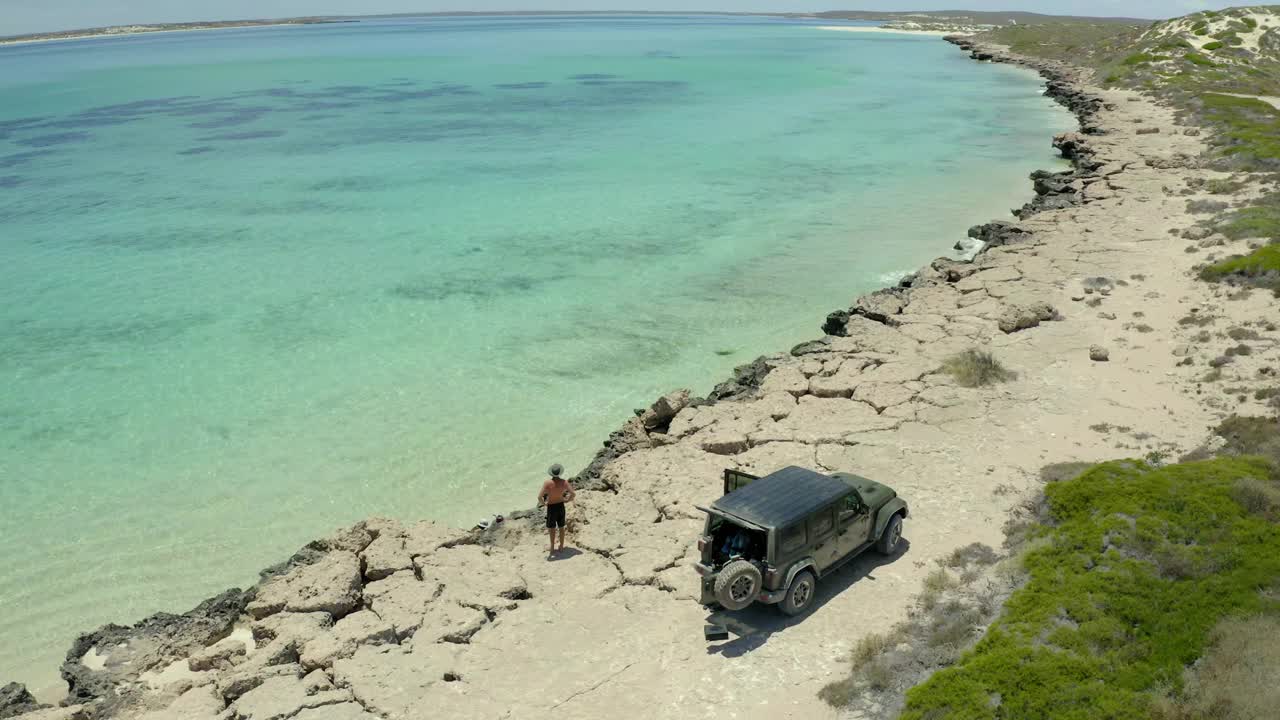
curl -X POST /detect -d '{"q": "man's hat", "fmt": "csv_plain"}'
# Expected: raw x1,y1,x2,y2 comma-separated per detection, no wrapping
549,463,564,478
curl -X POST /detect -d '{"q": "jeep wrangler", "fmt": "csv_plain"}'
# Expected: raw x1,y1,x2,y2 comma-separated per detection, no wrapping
694,465,908,616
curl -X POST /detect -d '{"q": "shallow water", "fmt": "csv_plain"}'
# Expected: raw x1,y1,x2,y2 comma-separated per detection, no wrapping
0,15,1071,692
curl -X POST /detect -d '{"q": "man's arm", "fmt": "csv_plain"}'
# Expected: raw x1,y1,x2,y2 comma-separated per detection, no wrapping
565,482,576,503
536,480,548,507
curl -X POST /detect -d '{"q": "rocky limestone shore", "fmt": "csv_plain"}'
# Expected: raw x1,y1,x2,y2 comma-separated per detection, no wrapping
7,37,1279,720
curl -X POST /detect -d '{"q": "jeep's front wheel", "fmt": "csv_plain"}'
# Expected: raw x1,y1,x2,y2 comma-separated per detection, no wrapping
876,514,903,555
779,570,816,617
714,559,762,611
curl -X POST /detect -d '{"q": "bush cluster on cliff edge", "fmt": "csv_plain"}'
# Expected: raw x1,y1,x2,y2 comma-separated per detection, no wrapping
942,349,1015,388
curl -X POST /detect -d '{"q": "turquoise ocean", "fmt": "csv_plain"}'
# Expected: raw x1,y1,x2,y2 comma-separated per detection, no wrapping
0,15,1072,693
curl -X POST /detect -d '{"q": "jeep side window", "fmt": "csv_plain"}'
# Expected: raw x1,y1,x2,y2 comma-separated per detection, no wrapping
839,492,864,523
780,523,806,553
810,508,833,538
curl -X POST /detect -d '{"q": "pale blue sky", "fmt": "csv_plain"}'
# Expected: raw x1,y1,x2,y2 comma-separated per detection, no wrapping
1,1,1238,36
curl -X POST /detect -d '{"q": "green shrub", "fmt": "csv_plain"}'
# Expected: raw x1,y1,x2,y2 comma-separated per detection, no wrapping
1244,17,1259,30
1213,415,1280,467
1185,52,1216,66
1152,615,1280,720
942,349,1015,388
1040,462,1094,484
1200,245,1280,281
1205,177,1244,194
898,458,1280,720
1232,477,1280,517
1203,41,1225,52
1194,26,1210,36
817,677,857,707
1200,94,1280,166
849,631,898,669
1123,52,1155,65
1218,201,1280,241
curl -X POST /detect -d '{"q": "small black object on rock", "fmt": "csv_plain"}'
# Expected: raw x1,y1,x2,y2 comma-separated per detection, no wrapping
704,624,730,642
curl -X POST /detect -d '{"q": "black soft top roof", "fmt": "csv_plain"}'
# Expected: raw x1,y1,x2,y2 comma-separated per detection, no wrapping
710,466,851,529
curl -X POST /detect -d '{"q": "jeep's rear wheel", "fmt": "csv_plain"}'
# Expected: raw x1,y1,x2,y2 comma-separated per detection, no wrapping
714,559,762,611
876,514,903,555
779,570,816,617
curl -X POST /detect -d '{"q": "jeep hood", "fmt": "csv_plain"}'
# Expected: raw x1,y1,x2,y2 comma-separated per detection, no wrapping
835,473,897,510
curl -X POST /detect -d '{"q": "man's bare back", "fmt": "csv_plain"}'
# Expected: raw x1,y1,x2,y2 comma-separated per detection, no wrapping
538,464,574,554
540,478,574,505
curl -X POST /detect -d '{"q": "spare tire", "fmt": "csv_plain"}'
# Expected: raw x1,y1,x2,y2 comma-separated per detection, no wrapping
714,559,762,611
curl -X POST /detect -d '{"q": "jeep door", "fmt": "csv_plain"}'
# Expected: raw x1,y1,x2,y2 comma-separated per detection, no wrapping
809,506,841,572
837,490,872,558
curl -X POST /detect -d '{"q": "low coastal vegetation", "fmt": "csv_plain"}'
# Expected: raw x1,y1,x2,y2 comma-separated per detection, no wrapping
817,542,1011,715
823,411,1280,718
941,349,1015,387
982,8,1280,302
823,452,1280,719
1199,93,1280,169
1151,615,1280,720
1199,243,1280,293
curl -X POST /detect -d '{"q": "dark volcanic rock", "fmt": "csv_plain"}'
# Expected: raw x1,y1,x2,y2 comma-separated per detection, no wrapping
1015,192,1080,218
791,338,832,356
821,310,850,337
708,355,772,401
1052,131,1087,159
967,220,1030,248
1031,169,1076,196
0,683,47,719
61,588,249,706
819,287,905,337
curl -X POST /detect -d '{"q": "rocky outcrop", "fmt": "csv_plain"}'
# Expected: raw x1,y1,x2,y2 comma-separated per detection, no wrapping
708,356,772,401
246,551,362,620
1053,131,1087,160
998,302,1059,334
965,219,1031,249
60,588,249,708
639,389,691,432
0,684,46,719
945,35,1119,221
575,387,695,487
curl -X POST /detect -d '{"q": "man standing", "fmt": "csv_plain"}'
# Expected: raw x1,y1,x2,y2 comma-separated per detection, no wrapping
537,463,574,554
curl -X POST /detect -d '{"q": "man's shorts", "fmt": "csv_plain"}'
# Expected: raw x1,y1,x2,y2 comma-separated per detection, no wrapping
545,502,566,529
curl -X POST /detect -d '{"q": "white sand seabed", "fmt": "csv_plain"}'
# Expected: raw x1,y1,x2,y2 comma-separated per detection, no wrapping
816,25,957,37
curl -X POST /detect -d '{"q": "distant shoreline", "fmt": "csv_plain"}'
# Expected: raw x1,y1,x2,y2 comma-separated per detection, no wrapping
0,18,350,47
0,8,1148,48
816,25,958,37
